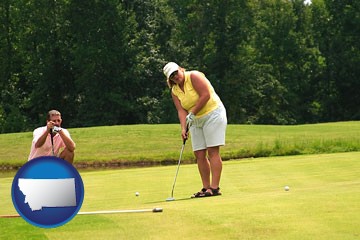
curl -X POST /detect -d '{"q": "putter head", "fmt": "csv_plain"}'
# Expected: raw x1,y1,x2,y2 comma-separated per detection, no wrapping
166,197,175,201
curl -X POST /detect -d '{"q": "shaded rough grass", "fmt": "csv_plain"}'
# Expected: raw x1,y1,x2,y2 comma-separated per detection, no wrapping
0,152,359,239
1,122,360,169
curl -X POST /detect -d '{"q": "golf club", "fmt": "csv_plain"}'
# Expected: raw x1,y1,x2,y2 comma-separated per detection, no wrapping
166,125,189,202
0,208,163,218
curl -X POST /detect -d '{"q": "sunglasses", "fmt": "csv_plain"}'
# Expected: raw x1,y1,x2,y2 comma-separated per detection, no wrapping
169,71,178,81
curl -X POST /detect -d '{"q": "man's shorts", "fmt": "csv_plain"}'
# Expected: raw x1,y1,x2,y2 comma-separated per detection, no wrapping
190,105,227,151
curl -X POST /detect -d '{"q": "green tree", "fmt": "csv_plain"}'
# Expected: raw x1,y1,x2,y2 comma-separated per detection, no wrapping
0,0,28,132
123,0,178,123
240,0,325,124
67,0,140,126
10,0,76,128
321,0,360,120
2,0,359,132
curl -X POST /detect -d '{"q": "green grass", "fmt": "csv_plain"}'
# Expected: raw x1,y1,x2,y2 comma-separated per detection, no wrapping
0,152,359,239
1,122,359,239
1,122,360,168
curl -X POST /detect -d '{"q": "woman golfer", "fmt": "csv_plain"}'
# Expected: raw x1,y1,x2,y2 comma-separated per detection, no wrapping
163,62,227,197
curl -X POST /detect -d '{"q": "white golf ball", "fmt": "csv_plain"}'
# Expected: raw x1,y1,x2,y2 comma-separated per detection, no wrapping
135,192,139,196
284,186,290,191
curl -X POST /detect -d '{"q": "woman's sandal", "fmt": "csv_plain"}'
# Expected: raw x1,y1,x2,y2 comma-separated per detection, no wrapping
191,188,207,198
203,187,222,197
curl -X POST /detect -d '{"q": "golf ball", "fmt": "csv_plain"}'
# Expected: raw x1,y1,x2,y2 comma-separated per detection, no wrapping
284,186,290,191
135,192,139,196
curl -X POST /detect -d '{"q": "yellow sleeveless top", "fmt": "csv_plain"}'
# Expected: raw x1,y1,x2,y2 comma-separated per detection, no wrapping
172,71,221,118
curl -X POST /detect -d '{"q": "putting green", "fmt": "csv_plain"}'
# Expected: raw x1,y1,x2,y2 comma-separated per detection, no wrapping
0,152,359,239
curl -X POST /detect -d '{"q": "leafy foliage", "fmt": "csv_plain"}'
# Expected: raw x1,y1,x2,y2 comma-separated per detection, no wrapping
0,0,359,132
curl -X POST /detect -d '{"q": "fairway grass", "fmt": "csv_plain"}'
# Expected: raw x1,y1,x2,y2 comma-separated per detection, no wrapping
2,122,360,168
1,152,359,239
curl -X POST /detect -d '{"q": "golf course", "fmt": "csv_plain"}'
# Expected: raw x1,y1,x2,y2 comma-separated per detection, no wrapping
0,122,359,239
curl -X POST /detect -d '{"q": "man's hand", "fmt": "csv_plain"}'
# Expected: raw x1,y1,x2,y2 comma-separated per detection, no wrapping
47,121,55,133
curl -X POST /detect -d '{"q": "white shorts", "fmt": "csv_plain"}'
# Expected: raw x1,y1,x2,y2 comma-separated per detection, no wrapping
190,104,227,151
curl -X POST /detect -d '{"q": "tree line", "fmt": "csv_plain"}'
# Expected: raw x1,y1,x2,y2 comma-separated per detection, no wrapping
0,0,359,133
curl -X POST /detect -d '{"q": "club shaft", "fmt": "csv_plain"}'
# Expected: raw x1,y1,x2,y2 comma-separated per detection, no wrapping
170,143,185,198
169,124,189,199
